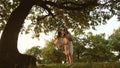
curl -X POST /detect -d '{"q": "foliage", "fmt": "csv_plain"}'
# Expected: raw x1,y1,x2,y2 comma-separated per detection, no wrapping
1,0,119,67
0,0,19,31
41,40,65,63
0,0,120,37
25,46,41,56
73,32,115,62
72,35,86,62
83,32,114,62
24,40,65,64
24,32,118,63
108,27,120,61
25,46,42,63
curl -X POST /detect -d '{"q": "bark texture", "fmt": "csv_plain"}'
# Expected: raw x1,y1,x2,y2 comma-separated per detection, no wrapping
0,0,37,68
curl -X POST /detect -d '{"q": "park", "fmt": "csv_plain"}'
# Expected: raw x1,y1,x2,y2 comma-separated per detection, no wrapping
0,0,120,68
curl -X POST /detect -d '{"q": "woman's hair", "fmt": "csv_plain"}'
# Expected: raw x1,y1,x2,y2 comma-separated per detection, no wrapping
63,28,69,34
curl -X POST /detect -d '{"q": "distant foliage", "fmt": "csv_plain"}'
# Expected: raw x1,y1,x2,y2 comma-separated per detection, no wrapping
25,46,42,63
108,27,120,61
41,40,65,63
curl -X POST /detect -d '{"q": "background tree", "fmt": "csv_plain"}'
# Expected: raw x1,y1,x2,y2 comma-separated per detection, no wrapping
108,27,120,61
41,40,65,63
25,46,42,63
78,32,114,62
0,0,120,67
72,35,86,62
38,33,116,63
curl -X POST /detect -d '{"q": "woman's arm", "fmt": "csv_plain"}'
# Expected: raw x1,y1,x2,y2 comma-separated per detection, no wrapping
63,38,69,45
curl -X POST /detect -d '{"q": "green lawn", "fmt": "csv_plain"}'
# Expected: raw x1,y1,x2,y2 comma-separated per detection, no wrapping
37,62,120,68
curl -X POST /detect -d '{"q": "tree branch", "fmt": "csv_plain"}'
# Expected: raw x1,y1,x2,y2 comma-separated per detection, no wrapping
60,1,83,6
36,1,55,17
41,5,54,17
37,15,49,21
45,1,100,10
99,0,120,8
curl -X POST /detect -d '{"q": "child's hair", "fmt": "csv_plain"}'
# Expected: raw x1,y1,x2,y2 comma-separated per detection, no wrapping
57,31,61,37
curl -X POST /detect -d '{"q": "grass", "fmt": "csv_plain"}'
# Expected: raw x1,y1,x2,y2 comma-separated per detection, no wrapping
37,62,120,68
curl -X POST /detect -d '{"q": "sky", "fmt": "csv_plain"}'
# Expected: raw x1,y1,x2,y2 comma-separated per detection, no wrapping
89,16,120,37
17,16,120,53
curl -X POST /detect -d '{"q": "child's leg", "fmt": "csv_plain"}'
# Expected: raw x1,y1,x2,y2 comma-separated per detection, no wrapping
66,54,69,63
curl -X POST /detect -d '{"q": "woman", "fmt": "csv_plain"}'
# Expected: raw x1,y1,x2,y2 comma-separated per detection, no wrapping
62,29,73,65
63,29,73,55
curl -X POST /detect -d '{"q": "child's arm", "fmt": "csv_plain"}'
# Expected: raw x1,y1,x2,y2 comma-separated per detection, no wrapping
54,38,58,45
54,38,63,47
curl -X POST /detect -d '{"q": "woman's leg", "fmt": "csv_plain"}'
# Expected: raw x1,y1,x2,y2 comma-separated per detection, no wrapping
68,53,72,64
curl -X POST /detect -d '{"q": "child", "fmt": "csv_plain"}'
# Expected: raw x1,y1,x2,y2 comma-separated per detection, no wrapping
54,31,64,49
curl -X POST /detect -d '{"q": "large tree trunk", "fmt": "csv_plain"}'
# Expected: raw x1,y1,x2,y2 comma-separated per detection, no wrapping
0,0,36,68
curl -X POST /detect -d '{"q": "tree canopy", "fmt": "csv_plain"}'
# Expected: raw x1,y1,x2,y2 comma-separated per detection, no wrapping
0,0,120,37
108,27,120,60
0,0,120,67
0,0,120,68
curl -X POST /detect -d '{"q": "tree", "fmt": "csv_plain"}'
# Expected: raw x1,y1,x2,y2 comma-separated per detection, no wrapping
72,35,86,62
41,40,65,63
80,32,114,62
0,0,37,68
25,46,42,63
108,27,120,61
0,0,120,67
